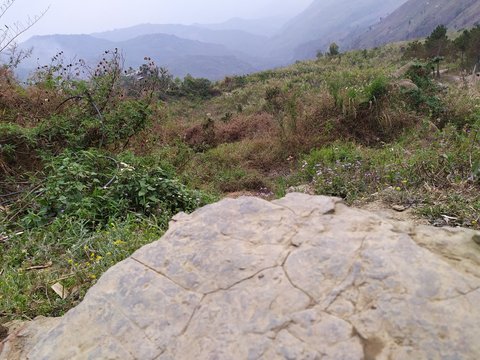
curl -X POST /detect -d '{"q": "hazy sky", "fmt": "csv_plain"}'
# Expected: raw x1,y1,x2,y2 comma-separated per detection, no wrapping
2,0,312,39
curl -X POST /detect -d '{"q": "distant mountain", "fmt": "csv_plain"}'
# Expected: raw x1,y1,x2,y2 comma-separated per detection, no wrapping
91,24,268,57
23,0,478,81
269,0,407,61
196,17,289,37
353,0,480,49
18,33,256,80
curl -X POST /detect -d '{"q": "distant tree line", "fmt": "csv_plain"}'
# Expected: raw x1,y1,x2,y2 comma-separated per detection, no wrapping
403,25,480,73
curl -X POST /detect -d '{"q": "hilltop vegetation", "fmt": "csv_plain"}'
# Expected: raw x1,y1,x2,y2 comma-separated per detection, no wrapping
402,24,480,74
1,29,480,323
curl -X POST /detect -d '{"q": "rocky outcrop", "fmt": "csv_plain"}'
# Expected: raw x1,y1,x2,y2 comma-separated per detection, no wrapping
2,194,480,359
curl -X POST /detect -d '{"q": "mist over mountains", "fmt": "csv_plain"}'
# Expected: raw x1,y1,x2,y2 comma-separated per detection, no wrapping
194,17,289,37
92,24,269,56
15,0,480,80
268,0,407,60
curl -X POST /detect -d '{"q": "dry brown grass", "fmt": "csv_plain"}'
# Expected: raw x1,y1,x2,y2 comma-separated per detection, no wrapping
0,68,64,126
215,112,276,144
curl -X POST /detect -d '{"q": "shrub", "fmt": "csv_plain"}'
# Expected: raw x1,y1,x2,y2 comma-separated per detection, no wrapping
16,149,203,229
102,100,151,148
328,42,340,56
171,75,219,99
219,76,248,92
0,122,40,179
405,62,435,89
402,62,446,121
365,75,389,102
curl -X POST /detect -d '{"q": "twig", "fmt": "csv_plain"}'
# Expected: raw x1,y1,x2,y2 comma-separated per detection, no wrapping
81,151,119,189
25,261,53,271
0,190,24,198
0,182,43,206
0,198,15,206
6,188,45,222
0,6,50,54
102,156,120,189
84,90,106,146
84,91,104,121
0,0,15,19
54,95,83,112
53,273,76,282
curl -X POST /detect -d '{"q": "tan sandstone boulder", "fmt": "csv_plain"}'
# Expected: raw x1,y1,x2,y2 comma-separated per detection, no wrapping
2,194,480,359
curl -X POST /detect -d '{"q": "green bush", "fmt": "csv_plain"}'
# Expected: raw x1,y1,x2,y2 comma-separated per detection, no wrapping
402,62,446,120
18,149,203,229
365,75,389,102
103,100,151,147
170,75,219,99
0,123,37,160
405,62,435,90
403,88,444,119
326,71,390,110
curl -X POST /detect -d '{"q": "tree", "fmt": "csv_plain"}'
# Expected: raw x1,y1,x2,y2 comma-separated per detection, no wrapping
403,40,425,59
465,25,480,73
454,29,471,64
0,0,47,54
424,25,451,77
431,56,444,78
328,42,340,57
424,25,450,58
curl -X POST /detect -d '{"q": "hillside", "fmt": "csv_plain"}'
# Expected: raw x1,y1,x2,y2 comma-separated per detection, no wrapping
353,0,480,48
268,0,407,61
2,33,480,330
18,33,256,80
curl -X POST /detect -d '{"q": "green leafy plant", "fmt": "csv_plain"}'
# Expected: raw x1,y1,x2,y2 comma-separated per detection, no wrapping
16,149,203,229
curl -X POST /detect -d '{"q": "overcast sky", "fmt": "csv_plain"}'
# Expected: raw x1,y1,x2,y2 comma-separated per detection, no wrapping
2,0,312,39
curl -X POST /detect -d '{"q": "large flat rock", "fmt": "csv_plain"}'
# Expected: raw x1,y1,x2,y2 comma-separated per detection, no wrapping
2,194,480,359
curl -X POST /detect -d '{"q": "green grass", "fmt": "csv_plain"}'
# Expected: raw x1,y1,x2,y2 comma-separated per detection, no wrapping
0,216,164,320
297,123,480,227
0,149,209,322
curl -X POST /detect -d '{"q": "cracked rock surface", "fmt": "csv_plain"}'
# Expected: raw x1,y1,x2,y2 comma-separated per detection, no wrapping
2,194,480,359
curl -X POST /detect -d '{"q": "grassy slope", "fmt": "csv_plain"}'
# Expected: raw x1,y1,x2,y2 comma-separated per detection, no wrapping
131,47,478,225
1,44,480,323
130,45,480,228
131,46,402,192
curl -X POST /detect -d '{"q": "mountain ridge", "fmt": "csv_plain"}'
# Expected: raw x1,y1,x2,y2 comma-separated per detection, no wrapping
91,23,269,56
18,33,256,80
268,0,408,61
353,0,480,49
16,1,480,80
